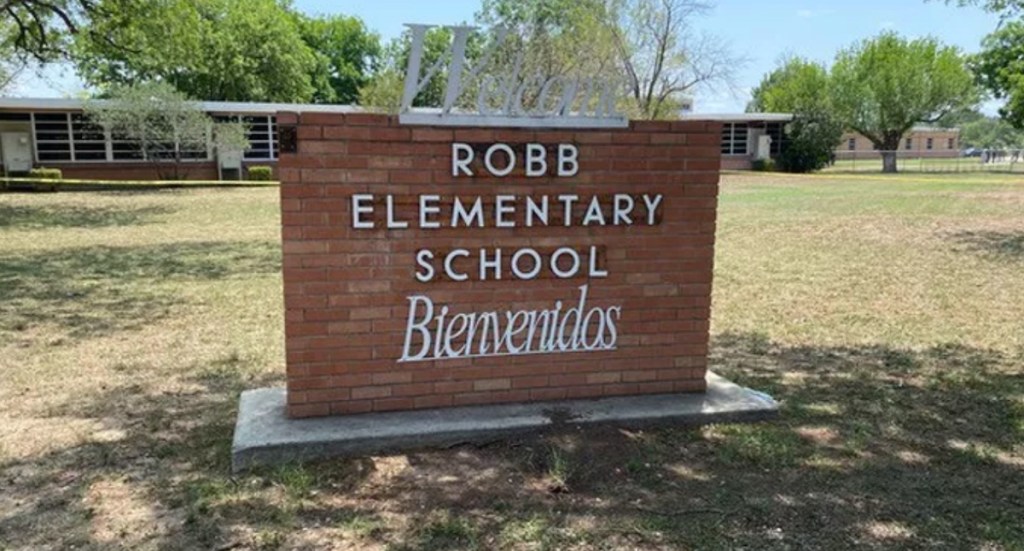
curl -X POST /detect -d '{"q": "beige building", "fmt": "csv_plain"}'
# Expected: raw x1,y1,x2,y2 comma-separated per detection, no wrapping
836,127,961,159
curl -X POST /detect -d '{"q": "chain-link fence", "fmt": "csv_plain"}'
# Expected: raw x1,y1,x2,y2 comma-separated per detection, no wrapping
824,150,1024,173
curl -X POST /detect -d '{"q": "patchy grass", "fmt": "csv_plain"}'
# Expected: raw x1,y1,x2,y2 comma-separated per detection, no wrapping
1,173,1023,549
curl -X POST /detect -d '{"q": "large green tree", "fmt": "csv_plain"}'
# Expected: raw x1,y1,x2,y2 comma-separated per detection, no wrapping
830,32,978,172
359,26,481,112
73,0,319,102
973,21,1024,128
298,14,380,104
748,57,844,173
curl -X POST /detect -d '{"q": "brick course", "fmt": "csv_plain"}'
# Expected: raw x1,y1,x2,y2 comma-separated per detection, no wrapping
279,112,721,418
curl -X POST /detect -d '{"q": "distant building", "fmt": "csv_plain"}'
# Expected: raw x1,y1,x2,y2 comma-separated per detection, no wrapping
836,127,961,159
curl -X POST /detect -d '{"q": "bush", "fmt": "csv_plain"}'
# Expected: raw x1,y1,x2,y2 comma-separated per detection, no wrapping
28,167,63,180
776,116,844,173
752,158,776,172
247,166,273,181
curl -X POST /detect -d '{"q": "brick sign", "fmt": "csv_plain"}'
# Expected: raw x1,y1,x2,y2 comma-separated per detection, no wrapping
278,112,721,418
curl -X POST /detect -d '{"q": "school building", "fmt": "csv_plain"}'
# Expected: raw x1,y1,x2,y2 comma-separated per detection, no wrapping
0,97,356,180
0,98,964,179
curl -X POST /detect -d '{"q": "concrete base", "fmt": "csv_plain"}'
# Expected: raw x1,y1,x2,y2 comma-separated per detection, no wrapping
231,372,779,473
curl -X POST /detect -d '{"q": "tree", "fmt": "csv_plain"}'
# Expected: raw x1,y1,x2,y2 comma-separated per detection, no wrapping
83,81,247,179
297,14,381,104
942,0,1024,17
0,22,30,92
608,0,739,119
749,57,830,114
359,26,480,112
73,0,319,103
959,116,1024,148
0,0,95,60
749,57,843,172
476,0,619,109
973,21,1024,128
830,32,978,172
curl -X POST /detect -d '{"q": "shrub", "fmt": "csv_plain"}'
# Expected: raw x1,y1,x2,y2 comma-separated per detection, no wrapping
752,158,776,172
28,167,63,180
247,165,274,181
776,116,844,173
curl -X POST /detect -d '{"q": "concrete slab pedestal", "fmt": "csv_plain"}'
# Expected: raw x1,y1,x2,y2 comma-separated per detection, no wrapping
231,372,778,473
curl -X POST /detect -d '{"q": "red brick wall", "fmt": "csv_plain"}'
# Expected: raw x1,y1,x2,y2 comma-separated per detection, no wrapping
278,112,722,418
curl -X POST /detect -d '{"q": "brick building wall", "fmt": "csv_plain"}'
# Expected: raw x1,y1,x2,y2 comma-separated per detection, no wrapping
277,112,722,418
835,128,961,159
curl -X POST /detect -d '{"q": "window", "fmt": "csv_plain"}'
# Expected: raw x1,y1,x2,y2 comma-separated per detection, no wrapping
33,113,72,162
720,123,748,155
926,138,934,150
214,114,278,160
27,111,225,163
905,138,913,150
947,137,955,149
110,130,144,161
70,115,107,161
765,122,786,156
847,138,856,151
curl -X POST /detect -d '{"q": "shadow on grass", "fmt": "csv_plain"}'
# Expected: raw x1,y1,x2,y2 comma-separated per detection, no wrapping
0,240,280,339
0,203,173,229
1,334,1021,549
947,229,1024,261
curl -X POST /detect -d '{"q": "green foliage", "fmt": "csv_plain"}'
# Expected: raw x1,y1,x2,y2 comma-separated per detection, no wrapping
943,0,1024,16
778,117,845,173
297,14,381,104
83,82,247,179
751,158,775,172
360,0,734,120
0,0,89,60
247,166,274,181
359,26,479,112
749,57,831,114
27,167,62,180
477,0,619,109
960,116,1024,148
749,58,843,173
973,20,1024,128
74,0,319,103
830,31,978,171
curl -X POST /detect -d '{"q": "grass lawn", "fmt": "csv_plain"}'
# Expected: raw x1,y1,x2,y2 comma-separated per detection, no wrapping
1,172,1023,549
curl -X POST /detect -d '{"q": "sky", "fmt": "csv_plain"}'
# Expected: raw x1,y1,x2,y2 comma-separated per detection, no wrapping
15,0,1004,114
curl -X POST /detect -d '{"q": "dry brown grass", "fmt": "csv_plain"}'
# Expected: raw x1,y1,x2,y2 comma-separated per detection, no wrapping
1,173,1022,550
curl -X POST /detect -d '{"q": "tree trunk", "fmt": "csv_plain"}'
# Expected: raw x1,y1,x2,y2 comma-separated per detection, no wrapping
881,151,898,173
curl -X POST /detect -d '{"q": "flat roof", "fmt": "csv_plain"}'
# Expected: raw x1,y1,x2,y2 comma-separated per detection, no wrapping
682,112,794,122
0,97,362,114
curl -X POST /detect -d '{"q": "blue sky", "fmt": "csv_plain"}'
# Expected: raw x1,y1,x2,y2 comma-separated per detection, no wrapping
17,0,1003,114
